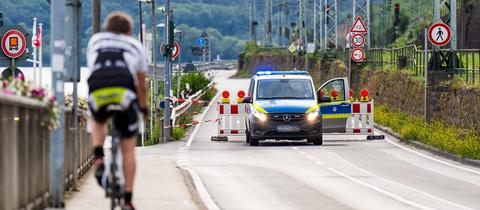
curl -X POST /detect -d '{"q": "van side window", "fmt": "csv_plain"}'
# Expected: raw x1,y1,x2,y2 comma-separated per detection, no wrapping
320,79,345,102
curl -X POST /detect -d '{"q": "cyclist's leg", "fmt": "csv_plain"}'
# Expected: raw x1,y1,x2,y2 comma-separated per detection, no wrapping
115,104,139,207
120,137,136,203
92,119,108,148
89,106,109,185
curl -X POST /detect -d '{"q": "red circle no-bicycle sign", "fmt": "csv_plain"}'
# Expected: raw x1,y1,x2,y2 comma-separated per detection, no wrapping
1,29,27,59
428,23,451,47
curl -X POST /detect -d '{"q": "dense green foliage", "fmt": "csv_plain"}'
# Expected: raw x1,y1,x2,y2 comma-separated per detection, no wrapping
375,105,480,160
0,0,248,65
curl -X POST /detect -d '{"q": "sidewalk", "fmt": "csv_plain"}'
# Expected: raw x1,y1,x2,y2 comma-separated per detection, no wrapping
65,154,200,210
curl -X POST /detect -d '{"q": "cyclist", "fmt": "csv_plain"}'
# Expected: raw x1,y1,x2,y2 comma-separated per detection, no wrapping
86,11,148,210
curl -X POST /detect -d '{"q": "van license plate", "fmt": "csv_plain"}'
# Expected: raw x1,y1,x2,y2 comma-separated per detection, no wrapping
277,125,299,132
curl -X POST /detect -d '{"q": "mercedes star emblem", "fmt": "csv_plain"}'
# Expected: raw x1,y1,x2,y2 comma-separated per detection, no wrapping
283,114,292,122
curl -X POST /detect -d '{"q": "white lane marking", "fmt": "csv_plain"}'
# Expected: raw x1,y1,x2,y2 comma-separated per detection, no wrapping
183,167,220,210
299,151,306,155
185,92,220,148
326,150,475,210
379,132,480,176
328,167,435,210
316,161,325,165
306,156,315,160
292,147,299,151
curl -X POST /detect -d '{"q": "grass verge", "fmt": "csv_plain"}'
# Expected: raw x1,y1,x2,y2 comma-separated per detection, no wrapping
375,105,480,160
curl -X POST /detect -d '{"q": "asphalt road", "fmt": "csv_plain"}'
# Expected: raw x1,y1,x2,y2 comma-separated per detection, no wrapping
180,70,480,210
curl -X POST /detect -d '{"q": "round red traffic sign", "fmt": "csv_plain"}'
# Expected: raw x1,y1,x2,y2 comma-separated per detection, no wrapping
428,23,451,47
351,33,365,47
351,48,365,62
160,41,181,60
1,30,27,59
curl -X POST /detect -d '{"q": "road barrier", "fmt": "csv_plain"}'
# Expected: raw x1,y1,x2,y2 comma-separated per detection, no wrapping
346,101,374,134
211,90,248,141
0,94,92,210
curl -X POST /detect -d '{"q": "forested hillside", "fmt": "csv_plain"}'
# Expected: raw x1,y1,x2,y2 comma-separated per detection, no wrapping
0,0,249,65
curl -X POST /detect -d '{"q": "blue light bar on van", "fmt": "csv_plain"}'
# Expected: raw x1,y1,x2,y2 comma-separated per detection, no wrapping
255,71,309,76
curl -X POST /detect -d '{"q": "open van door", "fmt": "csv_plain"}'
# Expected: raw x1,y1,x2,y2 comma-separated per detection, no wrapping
317,77,351,133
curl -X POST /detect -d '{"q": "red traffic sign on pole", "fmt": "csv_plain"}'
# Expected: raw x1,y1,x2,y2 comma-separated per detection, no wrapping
351,33,365,47
428,23,451,47
350,16,368,33
351,48,365,62
160,41,181,60
1,29,27,59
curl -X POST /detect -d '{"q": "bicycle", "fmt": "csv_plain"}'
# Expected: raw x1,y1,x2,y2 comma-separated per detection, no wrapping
102,105,126,210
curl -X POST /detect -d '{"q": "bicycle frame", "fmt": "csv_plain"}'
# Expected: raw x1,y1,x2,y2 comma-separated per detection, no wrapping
105,111,125,210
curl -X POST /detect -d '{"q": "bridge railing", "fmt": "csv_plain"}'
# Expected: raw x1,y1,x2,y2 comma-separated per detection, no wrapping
0,94,92,210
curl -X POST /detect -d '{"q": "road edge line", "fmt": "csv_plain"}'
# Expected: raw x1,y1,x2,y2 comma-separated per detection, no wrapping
374,125,480,175
185,92,220,148
181,167,220,210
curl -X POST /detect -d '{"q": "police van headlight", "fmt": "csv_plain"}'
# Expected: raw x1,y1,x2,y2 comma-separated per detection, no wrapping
253,109,267,122
307,110,319,121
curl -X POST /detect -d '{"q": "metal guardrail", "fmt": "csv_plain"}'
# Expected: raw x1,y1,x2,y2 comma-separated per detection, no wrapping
0,94,92,210
171,81,214,126
337,45,480,84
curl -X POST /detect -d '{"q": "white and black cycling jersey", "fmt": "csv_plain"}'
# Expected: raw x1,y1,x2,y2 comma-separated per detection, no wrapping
86,32,148,86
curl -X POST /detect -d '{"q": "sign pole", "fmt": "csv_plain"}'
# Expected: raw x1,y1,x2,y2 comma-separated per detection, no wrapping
49,0,66,207
424,27,428,121
163,0,172,142
32,18,37,86
39,23,43,87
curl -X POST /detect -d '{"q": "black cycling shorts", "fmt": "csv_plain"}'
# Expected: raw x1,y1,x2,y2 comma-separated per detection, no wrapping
90,103,139,139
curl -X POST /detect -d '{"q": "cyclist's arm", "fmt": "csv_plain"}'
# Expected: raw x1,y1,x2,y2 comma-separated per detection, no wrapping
136,72,148,109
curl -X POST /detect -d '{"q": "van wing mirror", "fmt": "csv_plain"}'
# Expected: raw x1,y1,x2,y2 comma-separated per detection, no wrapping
242,96,252,103
318,96,331,103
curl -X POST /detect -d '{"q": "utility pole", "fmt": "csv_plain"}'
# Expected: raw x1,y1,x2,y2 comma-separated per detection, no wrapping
65,0,81,190
138,1,144,43
264,0,272,47
433,0,457,49
163,0,172,142
177,31,182,99
353,0,371,48
324,0,338,50
49,0,66,207
92,0,101,33
152,0,158,115
319,0,323,49
314,0,317,47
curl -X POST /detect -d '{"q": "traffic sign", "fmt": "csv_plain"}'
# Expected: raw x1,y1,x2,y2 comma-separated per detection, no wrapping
351,33,365,47
351,48,365,62
160,41,181,60
197,38,205,47
350,16,368,33
288,43,296,53
307,43,315,53
428,22,451,47
1,29,27,59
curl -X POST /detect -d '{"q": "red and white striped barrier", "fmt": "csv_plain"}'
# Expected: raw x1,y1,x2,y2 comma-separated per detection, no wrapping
346,101,374,135
211,90,248,141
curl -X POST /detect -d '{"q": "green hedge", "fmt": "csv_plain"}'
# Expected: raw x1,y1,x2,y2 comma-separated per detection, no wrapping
375,105,480,160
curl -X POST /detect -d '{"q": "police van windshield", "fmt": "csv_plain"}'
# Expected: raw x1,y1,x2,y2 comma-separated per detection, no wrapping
256,79,314,100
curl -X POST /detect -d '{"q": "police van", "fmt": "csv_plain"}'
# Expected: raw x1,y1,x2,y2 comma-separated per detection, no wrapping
242,71,352,146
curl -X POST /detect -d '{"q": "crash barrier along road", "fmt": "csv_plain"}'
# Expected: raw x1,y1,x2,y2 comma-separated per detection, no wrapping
211,90,248,141
212,77,383,141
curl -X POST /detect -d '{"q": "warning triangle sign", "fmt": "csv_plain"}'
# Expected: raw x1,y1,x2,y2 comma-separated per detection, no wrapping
350,16,368,33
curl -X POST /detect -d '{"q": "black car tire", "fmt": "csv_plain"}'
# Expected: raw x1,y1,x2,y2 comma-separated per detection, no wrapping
246,129,251,143
312,136,323,145
249,136,259,146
